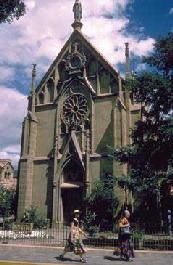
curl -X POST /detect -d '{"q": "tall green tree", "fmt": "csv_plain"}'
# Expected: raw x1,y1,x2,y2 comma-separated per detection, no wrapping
108,33,173,228
0,0,26,24
108,32,173,194
84,176,118,231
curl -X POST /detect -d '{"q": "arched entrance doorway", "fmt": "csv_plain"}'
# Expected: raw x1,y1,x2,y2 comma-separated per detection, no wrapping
61,187,83,224
61,158,85,224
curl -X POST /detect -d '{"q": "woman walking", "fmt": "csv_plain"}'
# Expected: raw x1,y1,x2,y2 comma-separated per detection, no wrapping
59,210,87,263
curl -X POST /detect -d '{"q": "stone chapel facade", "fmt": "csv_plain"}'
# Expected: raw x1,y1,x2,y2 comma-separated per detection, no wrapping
17,0,141,224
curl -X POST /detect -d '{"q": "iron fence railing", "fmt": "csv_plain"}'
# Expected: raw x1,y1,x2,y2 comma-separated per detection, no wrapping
0,223,173,250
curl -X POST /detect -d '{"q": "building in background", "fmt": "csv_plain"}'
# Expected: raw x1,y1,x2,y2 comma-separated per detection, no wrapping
17,0,141,224
0,159,16,190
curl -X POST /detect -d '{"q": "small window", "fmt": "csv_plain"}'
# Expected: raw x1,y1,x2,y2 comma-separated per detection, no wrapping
39,90,45,104
47,79,54,102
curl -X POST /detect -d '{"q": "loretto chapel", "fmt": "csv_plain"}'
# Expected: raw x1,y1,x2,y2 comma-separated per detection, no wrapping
17,0,141,225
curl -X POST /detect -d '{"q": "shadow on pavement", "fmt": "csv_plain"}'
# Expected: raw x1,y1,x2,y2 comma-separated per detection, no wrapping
104,255,122,261
55,256,81,263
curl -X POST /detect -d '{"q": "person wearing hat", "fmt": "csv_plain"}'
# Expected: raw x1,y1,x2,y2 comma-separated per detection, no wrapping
59,209,87,263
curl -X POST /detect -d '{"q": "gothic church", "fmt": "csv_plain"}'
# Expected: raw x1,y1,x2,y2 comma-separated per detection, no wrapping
17,0,141,224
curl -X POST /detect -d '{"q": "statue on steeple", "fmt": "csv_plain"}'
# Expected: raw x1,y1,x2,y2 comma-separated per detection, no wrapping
72,0,83,31
73,0,82,22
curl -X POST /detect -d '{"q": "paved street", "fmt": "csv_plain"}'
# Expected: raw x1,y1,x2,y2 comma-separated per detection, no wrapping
0,245,173,265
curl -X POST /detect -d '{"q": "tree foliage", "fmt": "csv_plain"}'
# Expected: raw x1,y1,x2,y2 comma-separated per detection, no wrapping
21,206,49,229
0,186,15,217
108,32,173,194
0,0,26,24
143,32,173,77
84,177,118,230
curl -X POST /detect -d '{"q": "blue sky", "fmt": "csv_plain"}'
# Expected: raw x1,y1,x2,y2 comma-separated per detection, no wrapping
0,0,172,167
128,0,173,38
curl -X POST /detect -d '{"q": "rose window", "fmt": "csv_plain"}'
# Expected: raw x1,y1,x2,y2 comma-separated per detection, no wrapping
62,94,88,128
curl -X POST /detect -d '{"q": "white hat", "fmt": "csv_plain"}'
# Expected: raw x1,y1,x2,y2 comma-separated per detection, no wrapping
74,209,80,214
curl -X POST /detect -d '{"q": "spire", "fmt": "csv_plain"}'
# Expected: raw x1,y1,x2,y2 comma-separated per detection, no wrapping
31,64,36,113
32,64,36,91
72,0,83,31
125,42,131,78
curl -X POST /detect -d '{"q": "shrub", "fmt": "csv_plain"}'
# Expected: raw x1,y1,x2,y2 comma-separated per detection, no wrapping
82,210,99,236
22,206,48,229
84,178,119,231
133,229,144,240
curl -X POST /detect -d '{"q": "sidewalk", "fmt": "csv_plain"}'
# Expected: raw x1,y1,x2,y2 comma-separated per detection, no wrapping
0,244,173,265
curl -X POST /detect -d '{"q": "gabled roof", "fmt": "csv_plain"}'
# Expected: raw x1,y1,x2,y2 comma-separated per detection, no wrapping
79,31,119,76
36,30,120,92
0,159,12,168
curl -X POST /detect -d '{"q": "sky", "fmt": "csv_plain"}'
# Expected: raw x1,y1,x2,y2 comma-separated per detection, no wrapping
0,0,172,168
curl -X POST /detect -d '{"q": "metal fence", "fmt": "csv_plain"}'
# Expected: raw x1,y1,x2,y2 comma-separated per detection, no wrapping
0,223,173,250
0,223,69,247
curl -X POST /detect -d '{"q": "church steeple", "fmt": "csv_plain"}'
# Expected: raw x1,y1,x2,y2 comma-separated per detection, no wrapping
125,42,131,78
72,0,83,31
31,64,36,113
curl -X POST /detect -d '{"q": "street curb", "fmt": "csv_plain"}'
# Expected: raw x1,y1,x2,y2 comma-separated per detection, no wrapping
0,261,68,265
1,243,173,254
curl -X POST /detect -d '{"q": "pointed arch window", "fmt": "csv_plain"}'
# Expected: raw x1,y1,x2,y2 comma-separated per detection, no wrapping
39,91,45,104
47,79,54,102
